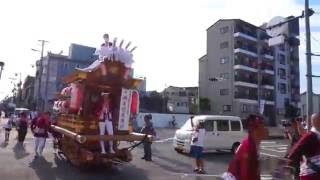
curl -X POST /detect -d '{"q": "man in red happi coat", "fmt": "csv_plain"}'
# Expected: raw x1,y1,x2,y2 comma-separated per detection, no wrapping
225,114,269,180
287,113,320,180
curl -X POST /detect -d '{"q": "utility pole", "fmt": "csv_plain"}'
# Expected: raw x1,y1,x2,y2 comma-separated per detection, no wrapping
305,0,313,130
0,61,4,80
36,40,49,111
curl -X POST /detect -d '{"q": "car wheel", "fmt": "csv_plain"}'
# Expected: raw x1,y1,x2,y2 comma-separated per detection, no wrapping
174,148,183,154
231,142,240,154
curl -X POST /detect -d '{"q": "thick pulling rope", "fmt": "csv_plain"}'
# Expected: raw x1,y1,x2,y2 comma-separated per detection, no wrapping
127,134,148,151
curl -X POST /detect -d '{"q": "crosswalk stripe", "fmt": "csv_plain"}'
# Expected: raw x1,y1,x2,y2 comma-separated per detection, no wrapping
261,145,287,148
261,141,276,144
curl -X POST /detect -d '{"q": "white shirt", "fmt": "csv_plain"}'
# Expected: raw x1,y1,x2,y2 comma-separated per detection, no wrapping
191,128,205,147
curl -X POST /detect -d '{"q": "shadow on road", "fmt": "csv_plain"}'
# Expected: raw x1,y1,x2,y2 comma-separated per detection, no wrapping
152,152,192,173
0,141,8,148
12,142,29,159
28,153,152,180
29,156,55,180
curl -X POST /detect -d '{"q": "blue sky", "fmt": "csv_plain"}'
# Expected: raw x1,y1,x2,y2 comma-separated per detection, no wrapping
296,0,320,5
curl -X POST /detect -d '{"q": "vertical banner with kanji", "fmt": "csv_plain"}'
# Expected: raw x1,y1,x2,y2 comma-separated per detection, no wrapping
118,88,133,131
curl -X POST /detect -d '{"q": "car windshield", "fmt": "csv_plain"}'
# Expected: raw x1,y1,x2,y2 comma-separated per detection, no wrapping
181,118,198,131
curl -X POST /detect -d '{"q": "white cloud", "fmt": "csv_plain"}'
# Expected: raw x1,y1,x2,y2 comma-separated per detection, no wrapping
0,0,319,100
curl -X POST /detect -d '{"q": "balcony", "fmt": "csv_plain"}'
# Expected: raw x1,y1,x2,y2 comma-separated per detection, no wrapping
234,32,258,42
234,48,258,58
261,78,274,86
261,89,274,101
261,63,274,75
261,49,274,60
234,55,258,70
261,100,275,105
234,72,258,88
234,41,258,57
233,65,258,73
234,86,258,104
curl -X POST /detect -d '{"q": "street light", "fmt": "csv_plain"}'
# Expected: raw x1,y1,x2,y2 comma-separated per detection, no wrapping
0,61,4,80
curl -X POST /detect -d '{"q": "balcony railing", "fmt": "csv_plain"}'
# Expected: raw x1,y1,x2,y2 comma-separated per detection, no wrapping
262,95,274,101
235,75,258,84
234,32,258,42
234,58,257,69
235,93,258,100
234,43,257,53
261,79,274,86
234,26,257,39
261,64,274,71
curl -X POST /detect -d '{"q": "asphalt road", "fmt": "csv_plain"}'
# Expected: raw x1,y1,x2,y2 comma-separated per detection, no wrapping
0,119,290,180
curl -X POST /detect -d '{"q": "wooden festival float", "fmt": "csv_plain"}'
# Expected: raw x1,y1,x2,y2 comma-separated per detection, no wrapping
51,39,152,167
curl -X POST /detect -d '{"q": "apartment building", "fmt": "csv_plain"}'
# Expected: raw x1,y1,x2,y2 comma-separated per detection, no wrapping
300,92,320,117
34,44,96,111
162,86,198,114
199,18,300,125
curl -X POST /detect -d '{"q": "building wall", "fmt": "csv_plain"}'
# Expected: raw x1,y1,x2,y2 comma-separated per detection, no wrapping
199,55,208,99
163,86,198,114
300,93,320,117
200,18,300,125
34,44,96,111
206,20,234,115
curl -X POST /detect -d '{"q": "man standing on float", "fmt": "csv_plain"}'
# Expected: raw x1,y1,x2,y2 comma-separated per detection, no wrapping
98,93,114,154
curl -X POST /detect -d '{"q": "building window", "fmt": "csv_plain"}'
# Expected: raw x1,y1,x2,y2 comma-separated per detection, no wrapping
220,57,229,64
220,26,229,34
220,73,229,79
279,54,286,65
64,63,68,69
278,83,287,94
220,41,229,49
223,105,231,112
242,104,248,113
179,91,187,97
220,89,229,96
176,102,180,107
278,68,286,79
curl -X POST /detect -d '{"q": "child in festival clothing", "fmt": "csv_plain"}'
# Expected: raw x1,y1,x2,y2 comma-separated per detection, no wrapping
97,93,114,154
190,116,206,174
31,112,51,158
3,115,14,142
17,112,29,145
223,114,269,180
287,113,320,180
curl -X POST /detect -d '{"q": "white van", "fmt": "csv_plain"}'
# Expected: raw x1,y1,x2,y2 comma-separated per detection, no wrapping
173,115,245,154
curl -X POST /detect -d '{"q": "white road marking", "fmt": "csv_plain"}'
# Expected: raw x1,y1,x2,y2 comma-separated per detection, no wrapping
261,141,276,144
261,145,287,148
171,172,274,179
260,152,281,158
170,172,223,178
154,137,173,143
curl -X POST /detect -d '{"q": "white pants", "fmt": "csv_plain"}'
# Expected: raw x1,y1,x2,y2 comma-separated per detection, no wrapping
34,137,46,155
99,121,114,154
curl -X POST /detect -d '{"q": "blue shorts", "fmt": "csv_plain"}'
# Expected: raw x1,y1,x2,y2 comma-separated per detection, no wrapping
190,145,203,159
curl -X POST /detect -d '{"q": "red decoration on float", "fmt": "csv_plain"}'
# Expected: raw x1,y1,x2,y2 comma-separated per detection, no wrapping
69,83,84,113
130,90,139,114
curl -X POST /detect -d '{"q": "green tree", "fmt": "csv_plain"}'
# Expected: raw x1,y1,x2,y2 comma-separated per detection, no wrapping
199,97,211,113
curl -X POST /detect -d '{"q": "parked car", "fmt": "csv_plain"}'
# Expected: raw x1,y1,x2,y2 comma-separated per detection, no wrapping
173,115,245,154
